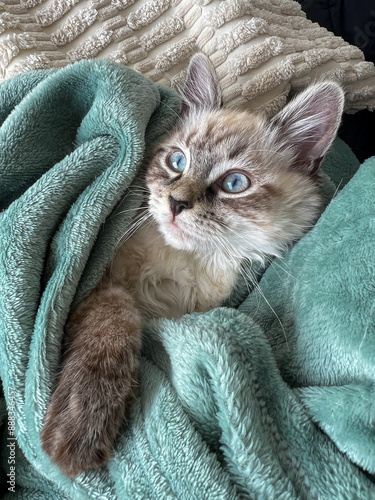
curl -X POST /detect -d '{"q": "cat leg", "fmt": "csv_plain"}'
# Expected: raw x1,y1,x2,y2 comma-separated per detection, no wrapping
41,279,142,477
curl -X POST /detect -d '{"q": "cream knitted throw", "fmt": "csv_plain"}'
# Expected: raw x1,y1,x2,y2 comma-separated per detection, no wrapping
1,0,375,114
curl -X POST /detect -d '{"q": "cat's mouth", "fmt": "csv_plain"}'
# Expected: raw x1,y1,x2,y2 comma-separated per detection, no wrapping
153,212,198,251
148,196,201,251
162,217,188,239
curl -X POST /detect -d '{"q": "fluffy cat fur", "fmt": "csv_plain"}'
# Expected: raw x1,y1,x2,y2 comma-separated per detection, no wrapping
41,54,344,477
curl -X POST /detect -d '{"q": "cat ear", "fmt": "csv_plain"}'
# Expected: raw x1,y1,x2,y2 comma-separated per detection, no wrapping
181,53,222,116
272,82,345,174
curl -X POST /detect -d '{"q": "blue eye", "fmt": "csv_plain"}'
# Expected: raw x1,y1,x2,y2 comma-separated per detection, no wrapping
221,172,250,193
168,150,187,173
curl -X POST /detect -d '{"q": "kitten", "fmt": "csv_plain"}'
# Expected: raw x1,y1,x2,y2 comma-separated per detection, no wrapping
41,54,344,477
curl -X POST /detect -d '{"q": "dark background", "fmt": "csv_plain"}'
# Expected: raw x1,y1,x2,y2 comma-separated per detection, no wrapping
297,0,375,162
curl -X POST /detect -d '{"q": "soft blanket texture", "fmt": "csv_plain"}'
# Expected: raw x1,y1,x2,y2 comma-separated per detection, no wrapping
1,60,375,499
1,0,375,114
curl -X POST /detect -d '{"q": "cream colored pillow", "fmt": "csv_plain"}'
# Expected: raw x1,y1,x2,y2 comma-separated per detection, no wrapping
1,0,375,115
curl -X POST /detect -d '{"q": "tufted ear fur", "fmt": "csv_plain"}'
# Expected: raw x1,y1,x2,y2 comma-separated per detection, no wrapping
181,53,222,116
272,82,345,174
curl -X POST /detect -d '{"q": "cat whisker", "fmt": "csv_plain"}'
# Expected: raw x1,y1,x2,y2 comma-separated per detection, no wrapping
210,231,289,347
105,184,149,221
108,206,148,221
159,98,182,121
125,185,150,194
208,216,262,230
212,232,242,263
237,263,259,302
135,218,160,245
240,263,289,349
237,268,256,300
118,212,152,245
209,219,269,264
332,179,343,199
267,261,285,284
109,212,152,278
270,260,297,281
214,238,258,302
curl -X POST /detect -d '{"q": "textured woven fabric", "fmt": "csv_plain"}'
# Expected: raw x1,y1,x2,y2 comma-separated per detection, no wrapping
1,0,375,114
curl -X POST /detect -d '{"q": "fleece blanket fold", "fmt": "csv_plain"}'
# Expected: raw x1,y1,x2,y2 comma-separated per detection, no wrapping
0,60,374,499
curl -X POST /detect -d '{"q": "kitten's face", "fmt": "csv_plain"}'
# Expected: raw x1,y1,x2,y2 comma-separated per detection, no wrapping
146,54,344,265
146,109,321,263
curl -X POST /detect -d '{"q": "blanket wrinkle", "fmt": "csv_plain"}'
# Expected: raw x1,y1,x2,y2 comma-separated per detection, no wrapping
0,60,375,499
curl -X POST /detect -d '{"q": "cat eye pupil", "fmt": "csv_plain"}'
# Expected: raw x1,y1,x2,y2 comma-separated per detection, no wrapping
168,150,187,173
222,172,250,193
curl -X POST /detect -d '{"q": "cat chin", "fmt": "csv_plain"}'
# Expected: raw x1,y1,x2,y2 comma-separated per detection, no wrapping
158,223,197,252
150,208,198,252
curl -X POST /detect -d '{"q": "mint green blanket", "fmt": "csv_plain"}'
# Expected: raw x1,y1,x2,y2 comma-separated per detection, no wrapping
0,60,374,499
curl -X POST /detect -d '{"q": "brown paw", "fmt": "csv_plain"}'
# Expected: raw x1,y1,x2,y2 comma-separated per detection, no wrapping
41,281,142,477
41,373,128,477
